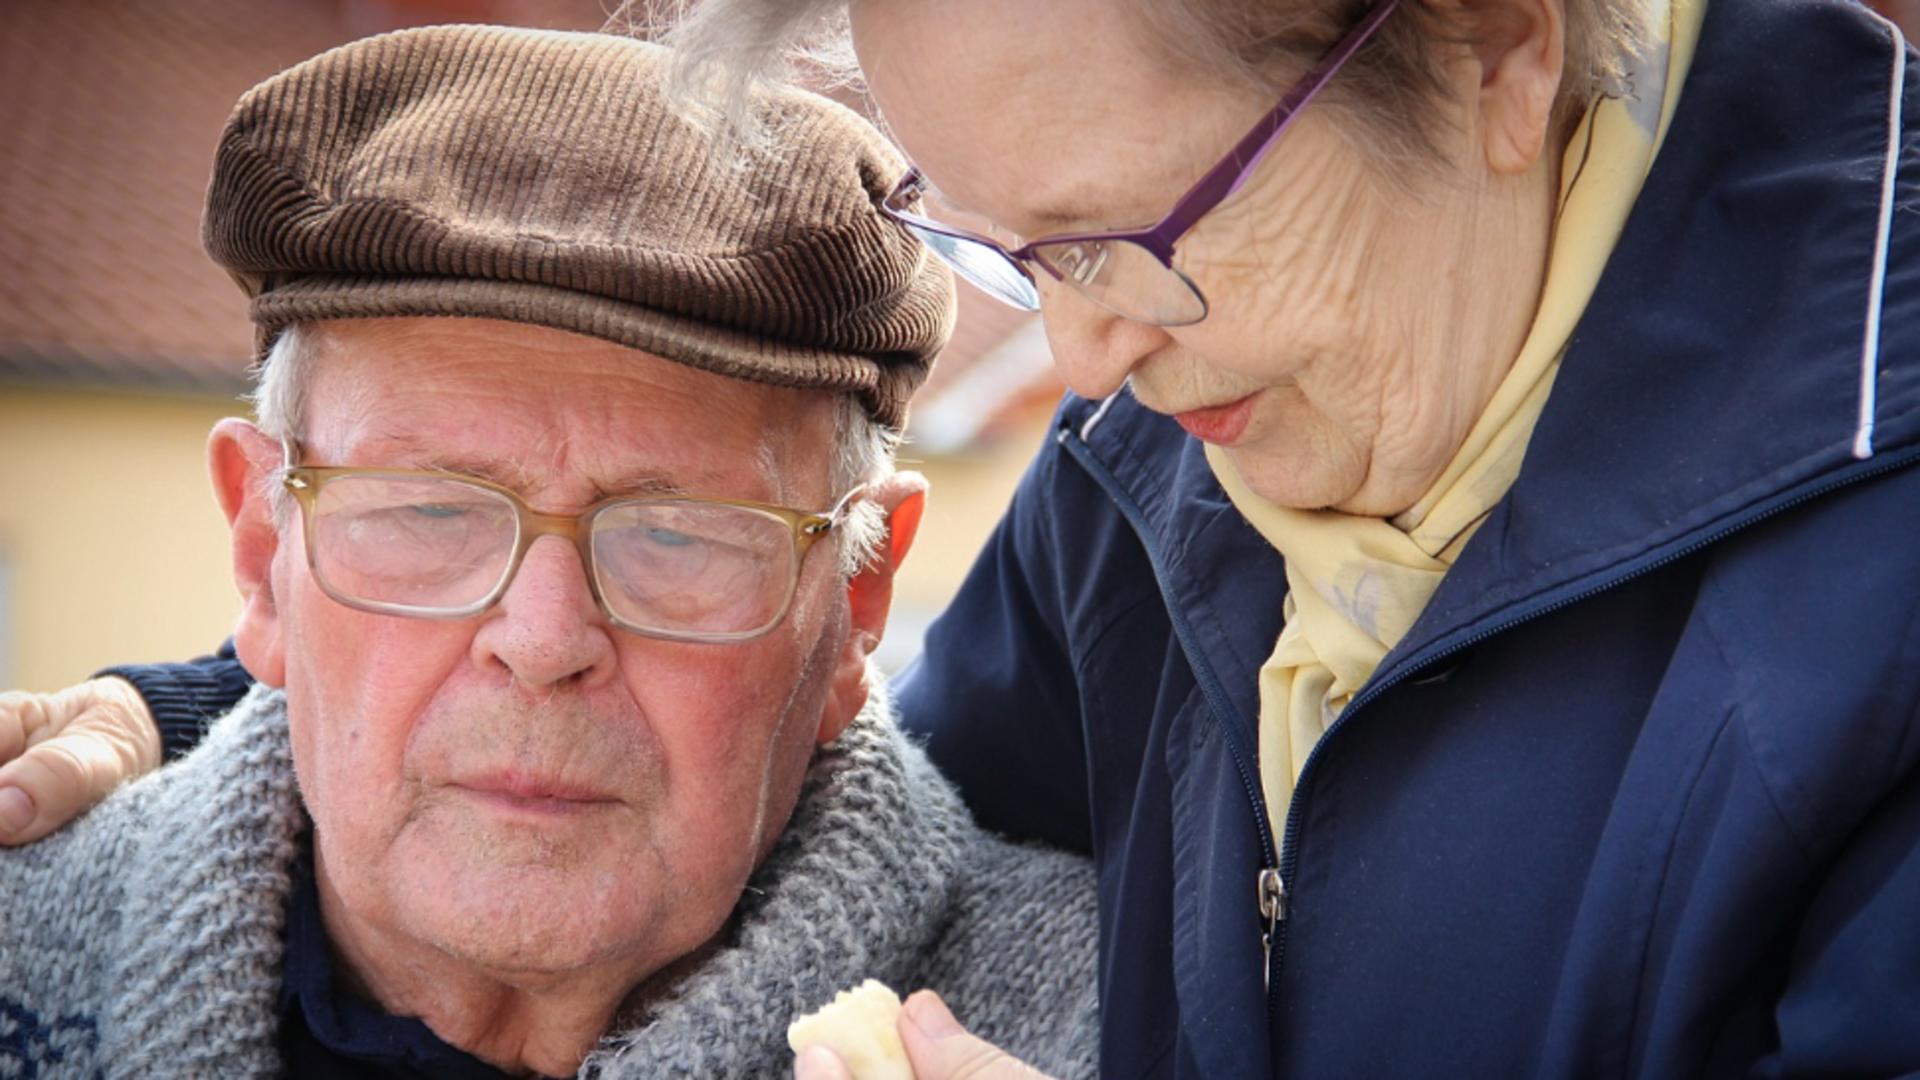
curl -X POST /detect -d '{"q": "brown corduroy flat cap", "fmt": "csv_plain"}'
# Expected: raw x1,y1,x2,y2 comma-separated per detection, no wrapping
204,25,955,430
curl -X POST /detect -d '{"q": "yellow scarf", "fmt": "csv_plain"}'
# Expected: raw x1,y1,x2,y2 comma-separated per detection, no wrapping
1210,0,1705,848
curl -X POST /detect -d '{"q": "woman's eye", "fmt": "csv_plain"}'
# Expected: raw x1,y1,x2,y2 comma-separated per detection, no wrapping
1055,242,1111,284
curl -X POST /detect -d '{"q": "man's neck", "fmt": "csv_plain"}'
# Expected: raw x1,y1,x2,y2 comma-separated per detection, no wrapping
313,871,648,1078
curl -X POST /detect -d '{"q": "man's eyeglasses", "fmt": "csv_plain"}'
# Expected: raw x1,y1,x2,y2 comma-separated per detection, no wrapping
879,0,1399,327
280,444,862,644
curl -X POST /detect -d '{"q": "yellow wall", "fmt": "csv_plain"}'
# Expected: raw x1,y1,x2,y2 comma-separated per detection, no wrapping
0,384,248,690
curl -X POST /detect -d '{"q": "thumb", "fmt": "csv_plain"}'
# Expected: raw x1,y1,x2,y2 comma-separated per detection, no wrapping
898,991,1053,1080
793,1045,856,1080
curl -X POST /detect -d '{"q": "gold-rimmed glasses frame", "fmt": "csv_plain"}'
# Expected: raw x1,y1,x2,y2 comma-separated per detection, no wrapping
279,450,862,644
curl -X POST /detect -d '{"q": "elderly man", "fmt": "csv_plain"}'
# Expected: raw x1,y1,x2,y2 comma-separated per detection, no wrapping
0,25,1096,1079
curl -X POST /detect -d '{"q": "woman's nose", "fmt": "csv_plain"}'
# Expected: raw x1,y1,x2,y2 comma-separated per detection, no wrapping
1039,285,1174,401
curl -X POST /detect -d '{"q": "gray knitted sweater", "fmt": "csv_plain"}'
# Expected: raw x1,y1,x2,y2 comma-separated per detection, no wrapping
0,686,1098,1078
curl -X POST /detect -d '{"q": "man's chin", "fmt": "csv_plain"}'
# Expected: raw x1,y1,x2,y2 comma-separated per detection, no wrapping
391,862,660,980
375,822,666,973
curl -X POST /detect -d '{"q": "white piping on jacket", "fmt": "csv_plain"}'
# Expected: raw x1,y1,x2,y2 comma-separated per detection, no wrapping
1855,10,1907,460
1078,388,1123,442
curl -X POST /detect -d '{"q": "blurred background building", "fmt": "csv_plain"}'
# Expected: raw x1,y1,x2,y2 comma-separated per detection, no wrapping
0,0,1060,689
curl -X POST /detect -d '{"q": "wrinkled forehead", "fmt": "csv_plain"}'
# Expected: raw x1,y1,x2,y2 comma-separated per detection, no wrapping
294,318,839,505
852,0,1253,236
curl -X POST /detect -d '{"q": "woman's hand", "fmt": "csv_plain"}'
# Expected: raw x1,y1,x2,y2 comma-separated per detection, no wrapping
793,991,1056,1080
0,677,160,845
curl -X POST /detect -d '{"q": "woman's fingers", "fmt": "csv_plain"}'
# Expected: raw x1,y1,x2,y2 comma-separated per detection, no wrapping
0,678,160,845
897,991,1055,1080
793,1044,858,1080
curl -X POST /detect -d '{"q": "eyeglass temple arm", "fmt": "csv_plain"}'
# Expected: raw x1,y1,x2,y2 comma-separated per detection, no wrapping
1149,0,1402,250
279,437,304,481
809,483,870,535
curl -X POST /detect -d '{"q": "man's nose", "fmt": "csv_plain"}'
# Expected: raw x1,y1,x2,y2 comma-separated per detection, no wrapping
1039,286,1174,401
470,536,618,692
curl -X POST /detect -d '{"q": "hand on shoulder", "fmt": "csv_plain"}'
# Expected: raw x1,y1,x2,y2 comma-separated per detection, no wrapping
0,676,160,845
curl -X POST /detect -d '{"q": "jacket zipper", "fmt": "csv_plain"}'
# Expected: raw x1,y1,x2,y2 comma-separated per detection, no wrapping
1259,867,1286,991
1057,431,1285,993
1066,418,1920,1030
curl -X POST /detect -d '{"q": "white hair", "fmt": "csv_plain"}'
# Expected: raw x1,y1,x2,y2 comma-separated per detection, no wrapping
251,325,895,578
653,0,1653,164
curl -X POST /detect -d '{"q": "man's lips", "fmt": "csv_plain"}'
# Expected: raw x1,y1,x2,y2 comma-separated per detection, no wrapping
1172,393,1257,445
450,772,619,814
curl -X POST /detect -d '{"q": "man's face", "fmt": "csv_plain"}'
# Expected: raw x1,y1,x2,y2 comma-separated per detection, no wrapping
236,317,860,986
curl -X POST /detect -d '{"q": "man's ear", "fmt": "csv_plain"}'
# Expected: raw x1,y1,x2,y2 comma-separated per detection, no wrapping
209,418,288,687
816,470,929,744
1459,0,1565,175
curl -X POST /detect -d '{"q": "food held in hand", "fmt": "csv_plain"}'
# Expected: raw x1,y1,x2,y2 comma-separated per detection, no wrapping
787,979,913,1080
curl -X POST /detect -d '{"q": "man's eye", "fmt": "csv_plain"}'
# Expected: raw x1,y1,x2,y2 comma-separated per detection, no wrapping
409,503,471,520
644,527,699,548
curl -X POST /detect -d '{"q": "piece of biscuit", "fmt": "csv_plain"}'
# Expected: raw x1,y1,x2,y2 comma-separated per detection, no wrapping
787,979,913,1080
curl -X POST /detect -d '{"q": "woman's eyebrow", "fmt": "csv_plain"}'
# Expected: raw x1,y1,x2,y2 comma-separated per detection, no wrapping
1023,182,1150,233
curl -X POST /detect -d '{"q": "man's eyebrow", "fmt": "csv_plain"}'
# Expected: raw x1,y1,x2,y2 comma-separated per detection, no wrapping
352,435,689,497
444,457,692,500
595,474,688,499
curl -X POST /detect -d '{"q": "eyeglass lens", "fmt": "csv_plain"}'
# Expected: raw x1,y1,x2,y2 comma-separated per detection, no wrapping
908,224,1042,310
590,501,793,634
307,473,800,637
1028,239,1208,326
312,474,518,610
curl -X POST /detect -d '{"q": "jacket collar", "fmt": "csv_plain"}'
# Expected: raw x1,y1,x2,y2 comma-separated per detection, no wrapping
1066,0,1920,711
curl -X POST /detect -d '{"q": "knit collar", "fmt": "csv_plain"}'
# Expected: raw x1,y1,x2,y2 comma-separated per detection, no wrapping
101,682,969,1078
584,683,975,1077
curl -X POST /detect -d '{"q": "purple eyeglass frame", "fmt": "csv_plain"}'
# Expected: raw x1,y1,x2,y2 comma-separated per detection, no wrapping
881,0,1401,318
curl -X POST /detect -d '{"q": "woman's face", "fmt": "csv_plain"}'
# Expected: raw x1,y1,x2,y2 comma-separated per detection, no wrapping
852,0,1559,515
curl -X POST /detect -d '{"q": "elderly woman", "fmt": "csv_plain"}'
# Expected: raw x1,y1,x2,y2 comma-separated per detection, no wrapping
4,0,1919,1075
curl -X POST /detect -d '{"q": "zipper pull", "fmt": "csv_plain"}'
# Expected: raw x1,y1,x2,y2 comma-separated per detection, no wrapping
1258,867,1287,991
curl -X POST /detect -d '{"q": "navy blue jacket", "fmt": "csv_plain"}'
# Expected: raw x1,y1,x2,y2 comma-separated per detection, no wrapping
115,0,1920,1075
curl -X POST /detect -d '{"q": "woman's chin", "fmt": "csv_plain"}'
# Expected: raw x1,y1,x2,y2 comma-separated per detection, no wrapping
1223,444,1364,513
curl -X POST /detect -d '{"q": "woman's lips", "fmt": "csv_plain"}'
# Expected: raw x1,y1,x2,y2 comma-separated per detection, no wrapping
1173,394,1256,445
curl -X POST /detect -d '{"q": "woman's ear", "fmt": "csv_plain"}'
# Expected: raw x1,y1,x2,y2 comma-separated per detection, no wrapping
209,418,288,687
816,470,929,744
1462,0,1566,175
